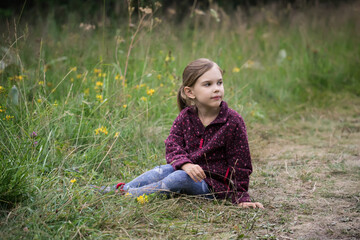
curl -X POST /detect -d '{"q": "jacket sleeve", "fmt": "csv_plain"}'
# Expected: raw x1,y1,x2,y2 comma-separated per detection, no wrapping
225,116,253,204
165,114,193,170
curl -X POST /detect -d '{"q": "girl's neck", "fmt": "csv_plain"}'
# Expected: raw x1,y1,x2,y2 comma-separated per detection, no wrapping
196,104,221,126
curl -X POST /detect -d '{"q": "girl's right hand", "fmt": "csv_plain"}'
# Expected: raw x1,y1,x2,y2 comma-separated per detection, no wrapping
181,163,206,182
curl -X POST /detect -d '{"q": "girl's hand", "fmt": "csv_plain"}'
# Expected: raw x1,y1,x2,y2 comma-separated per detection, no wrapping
238,202,264,209
181,163,206,182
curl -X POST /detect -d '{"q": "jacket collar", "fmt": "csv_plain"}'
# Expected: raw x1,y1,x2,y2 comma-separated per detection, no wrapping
185,101,229,135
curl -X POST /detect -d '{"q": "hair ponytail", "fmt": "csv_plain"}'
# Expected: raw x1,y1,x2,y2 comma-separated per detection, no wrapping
177,86,188,111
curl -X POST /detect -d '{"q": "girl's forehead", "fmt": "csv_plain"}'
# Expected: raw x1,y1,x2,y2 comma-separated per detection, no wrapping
198,65,223,81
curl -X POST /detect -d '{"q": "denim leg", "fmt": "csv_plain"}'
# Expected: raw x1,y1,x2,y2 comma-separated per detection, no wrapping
123,164,174,190
127,169,212,198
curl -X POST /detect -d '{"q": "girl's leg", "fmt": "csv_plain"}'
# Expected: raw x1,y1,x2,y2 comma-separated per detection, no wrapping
123,164,174,190
127,170,213,198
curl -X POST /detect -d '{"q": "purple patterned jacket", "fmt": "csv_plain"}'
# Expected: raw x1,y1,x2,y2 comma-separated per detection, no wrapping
165,101,252,203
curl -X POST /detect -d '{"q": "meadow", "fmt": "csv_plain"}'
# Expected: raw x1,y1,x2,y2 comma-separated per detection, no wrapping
0,1,359,239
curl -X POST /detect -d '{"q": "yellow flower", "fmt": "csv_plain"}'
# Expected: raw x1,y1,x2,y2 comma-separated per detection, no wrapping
160,83,164,87
17,75,24,81
146,89,155,96
5,115,14,120
95,126,108,135
95,81,103,87
114,132,120,138
125,192,132,197
70,178,76,183
0,106,5,113
71,67,77,71
96,94,103,102
84,88,90,96
53,101,58,107
115,74,124,81
140,96,147,102
157,74,162,80
70,78,74,82
37,99,42,103
38,81,44,85
101,73,106,77
232,67,240,73
123,104,127,108
0,86,4,93
140,83,146,88
136,194,149,204
47,82,53,87
135,85,140,90
76,74,82,79
94,68,101,74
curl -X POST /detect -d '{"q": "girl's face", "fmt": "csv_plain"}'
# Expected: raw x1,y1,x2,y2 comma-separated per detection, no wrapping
185,64,224,110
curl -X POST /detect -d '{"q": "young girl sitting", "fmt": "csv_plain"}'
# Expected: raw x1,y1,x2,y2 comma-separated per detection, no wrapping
95,58,263,209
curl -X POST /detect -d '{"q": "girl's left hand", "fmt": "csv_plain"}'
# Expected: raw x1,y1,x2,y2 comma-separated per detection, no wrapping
238,202,264,209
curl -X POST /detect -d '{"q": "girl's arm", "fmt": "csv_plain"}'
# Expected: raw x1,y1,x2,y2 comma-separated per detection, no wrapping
165,115,193,170
226,116,253,204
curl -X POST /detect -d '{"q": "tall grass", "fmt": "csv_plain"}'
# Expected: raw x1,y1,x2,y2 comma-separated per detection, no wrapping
0,1,359,238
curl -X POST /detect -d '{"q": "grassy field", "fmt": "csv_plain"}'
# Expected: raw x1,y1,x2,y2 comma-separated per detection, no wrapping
0,1,359,239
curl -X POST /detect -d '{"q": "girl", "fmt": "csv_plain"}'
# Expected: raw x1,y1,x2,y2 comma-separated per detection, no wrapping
95,58,263,209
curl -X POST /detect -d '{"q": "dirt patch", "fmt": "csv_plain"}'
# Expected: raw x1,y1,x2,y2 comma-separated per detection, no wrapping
250,110,360,239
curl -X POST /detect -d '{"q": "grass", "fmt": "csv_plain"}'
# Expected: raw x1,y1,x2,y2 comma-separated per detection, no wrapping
1,1,360,239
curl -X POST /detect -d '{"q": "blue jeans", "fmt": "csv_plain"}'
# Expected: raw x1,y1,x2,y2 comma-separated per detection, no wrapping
123,164,213,198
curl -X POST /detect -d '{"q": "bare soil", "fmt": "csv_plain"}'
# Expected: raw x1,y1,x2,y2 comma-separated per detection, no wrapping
248,102,360,239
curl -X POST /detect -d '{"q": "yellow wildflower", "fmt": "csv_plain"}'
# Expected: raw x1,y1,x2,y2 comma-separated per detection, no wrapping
135,85,140,90
160,83,164,87
136,194,149,204
71,78,74,82
70,178,76,183
101,73,106,77
146,89,155,96
0,106,5,113
53,101,58,107
95,126,108,135
5,115,14,120
84,88,90,96
0,86,4,93
140,83,146,88
125,192,132,197
114,132,120,138
95,81,103,87
123,104,127,108
47,82,53,87
157,74,162,80
140,96,147,102
37,99,42,103
17,75,24,81
115,74,124,81
94,68,101,74
232,67,240,73
76,74,82,79
96,94,103,102
71,67,77,71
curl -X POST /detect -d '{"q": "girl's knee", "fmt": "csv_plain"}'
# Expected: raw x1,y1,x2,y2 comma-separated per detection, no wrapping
170,170,191,181
152,164,174,176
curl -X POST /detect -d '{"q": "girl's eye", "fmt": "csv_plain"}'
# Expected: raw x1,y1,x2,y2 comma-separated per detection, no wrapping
217,81,223,85
204,83,211,87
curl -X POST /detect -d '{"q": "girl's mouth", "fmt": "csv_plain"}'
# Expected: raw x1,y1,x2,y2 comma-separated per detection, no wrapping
211,96,222,100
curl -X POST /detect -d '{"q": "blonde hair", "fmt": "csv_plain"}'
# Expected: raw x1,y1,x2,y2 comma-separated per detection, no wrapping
177,58,223,111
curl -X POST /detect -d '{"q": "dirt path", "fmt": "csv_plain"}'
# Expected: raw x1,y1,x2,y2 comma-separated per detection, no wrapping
249,103,360,239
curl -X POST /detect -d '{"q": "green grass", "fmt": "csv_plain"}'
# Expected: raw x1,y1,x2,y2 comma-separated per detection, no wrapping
1,2,360,239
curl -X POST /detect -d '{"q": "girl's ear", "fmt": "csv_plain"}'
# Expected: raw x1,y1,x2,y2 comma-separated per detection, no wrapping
184,86,195,99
